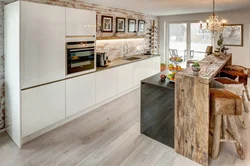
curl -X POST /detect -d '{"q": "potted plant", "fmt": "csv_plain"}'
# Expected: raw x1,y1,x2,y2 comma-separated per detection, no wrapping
192,62,200,76
161,63,167,71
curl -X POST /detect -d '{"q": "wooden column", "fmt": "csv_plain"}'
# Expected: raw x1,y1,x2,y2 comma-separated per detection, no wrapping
175,75,210,166
174,54,232,166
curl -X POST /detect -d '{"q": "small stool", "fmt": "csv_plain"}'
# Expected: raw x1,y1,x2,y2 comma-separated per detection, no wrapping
214,77,249,113
210,89,245,160
221,66,250,101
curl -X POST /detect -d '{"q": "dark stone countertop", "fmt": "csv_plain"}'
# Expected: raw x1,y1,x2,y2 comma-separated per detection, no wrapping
141,70,175,89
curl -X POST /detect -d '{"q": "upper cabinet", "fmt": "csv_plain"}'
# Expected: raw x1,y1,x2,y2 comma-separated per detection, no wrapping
66,8,96,37
20,2,66,89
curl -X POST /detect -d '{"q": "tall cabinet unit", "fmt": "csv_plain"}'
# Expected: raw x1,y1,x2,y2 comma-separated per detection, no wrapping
20,2,66,89
5,1,66,148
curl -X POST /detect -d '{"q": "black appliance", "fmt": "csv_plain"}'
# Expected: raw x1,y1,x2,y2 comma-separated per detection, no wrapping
96,52,108,67
66,41,96,74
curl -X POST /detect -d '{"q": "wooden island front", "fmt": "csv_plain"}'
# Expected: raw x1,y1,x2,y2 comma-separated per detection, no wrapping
175,54,232,166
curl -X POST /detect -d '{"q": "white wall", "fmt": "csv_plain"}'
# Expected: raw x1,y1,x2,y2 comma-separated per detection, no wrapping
159,9,250,67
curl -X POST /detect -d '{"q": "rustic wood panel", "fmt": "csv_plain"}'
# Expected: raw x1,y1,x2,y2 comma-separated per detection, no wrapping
175,54,232,166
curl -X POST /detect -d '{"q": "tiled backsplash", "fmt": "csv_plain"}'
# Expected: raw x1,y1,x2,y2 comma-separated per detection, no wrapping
0,0,158,129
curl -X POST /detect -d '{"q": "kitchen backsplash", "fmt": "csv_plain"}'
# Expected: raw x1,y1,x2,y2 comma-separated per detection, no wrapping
96,39,146,60
0,0,159,130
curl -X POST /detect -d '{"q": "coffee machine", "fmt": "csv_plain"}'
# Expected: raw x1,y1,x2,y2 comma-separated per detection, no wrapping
96,52,108,67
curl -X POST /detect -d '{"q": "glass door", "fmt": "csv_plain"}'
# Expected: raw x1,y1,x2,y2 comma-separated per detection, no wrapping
166,22,212,68
168,23,187,68
190,23,212,60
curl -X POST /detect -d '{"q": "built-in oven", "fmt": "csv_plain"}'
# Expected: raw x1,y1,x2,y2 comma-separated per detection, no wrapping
66,40,96,75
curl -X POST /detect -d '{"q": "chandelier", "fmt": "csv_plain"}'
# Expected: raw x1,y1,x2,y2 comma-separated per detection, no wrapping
199,0,227,33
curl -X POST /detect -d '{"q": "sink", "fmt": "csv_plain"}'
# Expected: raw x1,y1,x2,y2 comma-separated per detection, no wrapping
123,57,142,61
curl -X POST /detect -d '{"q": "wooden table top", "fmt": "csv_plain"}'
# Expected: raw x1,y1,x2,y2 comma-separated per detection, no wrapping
176,54,232,84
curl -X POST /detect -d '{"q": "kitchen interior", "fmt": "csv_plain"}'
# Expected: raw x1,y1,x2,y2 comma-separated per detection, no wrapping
1,0,250,166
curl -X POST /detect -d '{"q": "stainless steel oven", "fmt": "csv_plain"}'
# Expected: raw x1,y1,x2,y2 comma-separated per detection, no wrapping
66,40,96,75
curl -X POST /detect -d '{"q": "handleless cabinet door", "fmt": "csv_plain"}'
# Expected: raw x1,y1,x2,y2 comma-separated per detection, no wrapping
133,60,149,87
66,8,96,36
117,64,133,93
22,81,66,137
148,57,161,76
96,68,117,103
66,74,95,117
20,2,66,89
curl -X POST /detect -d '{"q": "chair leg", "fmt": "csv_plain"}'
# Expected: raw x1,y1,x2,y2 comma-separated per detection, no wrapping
244,85,250,101
212,115,222,159
236,116,247,129
242,90,249,113
227,116,245,160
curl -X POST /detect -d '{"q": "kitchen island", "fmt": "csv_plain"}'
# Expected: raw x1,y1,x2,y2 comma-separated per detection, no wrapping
175,54,232,166
141,71,175,148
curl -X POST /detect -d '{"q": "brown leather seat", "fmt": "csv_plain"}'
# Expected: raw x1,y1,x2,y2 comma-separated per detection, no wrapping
210,88,242,116
220,70,248,86
214,77,242,85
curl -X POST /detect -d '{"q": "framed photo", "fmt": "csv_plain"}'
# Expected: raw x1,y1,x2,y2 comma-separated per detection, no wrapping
116,17,126,32
128,19,136,32
222,24,243,46
101,16,113,32
138,20,145,32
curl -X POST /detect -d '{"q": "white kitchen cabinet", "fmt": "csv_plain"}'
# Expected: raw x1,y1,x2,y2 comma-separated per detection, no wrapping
96,68,117,103
22,81,66,137
20,2,66,89
117,64,133,94
66,8,96,36
148,56,161,76
66,73,95,117
133,60,149,86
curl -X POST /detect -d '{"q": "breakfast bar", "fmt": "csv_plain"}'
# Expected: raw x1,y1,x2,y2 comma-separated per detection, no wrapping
174,54,232,166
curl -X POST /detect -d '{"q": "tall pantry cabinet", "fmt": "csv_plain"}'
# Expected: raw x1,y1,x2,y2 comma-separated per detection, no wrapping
5,1,66,148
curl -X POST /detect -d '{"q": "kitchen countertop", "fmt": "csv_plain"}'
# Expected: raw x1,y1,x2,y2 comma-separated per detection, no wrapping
141,70,175,89
96,54,160,72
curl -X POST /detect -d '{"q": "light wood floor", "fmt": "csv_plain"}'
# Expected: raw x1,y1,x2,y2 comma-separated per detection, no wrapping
0,89,249,166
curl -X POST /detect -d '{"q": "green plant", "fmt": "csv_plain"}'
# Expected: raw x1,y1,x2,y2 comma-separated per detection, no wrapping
217,34,224,46
192,62,200,67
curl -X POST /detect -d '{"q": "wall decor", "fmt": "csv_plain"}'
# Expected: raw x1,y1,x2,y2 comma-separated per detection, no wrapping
138,20,145,32
128,19,136,32
101,16,113,32
116,17,126,32
222,24,243,46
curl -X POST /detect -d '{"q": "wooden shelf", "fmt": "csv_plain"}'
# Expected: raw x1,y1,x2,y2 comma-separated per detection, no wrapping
97,36,145,40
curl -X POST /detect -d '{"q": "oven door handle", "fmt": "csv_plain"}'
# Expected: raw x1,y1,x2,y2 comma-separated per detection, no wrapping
69,48,95,52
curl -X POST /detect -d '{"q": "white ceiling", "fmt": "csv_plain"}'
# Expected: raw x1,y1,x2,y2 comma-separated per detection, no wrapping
82,0,250,16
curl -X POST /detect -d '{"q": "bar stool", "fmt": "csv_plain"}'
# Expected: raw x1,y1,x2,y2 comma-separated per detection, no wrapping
214,77,248,129
210,88,245,160
214,77,249,113
220,65,250,101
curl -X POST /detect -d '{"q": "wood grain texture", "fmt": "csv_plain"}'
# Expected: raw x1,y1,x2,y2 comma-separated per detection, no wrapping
175,54,232,166
1,88,247,166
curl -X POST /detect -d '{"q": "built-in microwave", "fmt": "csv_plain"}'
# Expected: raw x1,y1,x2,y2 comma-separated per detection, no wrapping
66,40,96,75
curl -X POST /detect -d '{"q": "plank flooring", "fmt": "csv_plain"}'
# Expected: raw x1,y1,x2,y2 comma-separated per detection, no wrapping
0,88,250,166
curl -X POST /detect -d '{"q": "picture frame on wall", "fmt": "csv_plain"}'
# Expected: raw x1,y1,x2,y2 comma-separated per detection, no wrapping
116,17,126,32
222,24,243,46
138,20,145,32
101,16,113,32
128,19,136,32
